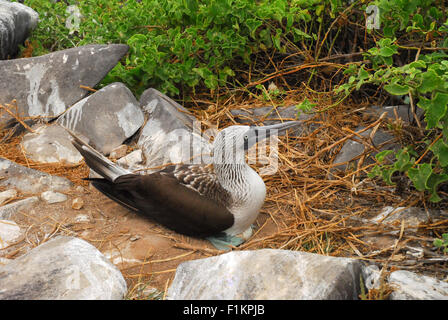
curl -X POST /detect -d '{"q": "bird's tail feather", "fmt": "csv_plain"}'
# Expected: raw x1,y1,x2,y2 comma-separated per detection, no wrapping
66,129,130,182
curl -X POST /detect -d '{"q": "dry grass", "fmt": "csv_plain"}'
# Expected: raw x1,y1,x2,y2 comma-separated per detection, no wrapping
1,89,447,300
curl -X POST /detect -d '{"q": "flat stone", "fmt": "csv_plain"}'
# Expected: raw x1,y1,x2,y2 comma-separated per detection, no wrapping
0,219,22,249
116,149,143,170
366,105,424,124
0,189,17,206
0,1,38,59
57,82,144,154
0,158,73,194
0,196,38,220
0,44,129,124
389,270,448,300
40,191,67,204
167,249,362,300
371,206,448,227
331,127,399,172
21,123,83,164
137,88,212,171
0,236,127,300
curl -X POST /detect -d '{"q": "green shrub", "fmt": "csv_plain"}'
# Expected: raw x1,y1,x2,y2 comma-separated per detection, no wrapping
335,0,448,202
23,0,342,96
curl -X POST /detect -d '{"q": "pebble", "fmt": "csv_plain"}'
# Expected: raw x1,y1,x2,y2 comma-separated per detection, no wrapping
71,197,84,210
40,191,68,204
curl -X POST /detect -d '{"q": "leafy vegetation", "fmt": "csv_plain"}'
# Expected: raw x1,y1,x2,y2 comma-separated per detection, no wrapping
23,0,349,96
339,1,448,203
20,0,448,202
433,233,448,253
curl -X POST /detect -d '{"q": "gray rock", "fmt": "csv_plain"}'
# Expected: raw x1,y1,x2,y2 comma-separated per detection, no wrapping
371,206,448,227
40,190,67,204
167,249,362,300
116,149,143,170
57,82,144,154
0,196,38,220
137,88,212,171
0,157,73,194
0,44,129,124
0,189,17,206
0,236,127,300
0,219,22,249
331,127,399,172
366,105,424,124
361,264,382,290
21,124,83,164
389,270,448,300
230,105,311,135
0,1,38,59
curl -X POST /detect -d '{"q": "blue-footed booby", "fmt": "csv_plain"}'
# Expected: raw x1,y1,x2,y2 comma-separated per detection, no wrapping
68,121,300,250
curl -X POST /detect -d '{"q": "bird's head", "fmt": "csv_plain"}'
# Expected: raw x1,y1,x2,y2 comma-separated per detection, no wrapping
213,121,301,165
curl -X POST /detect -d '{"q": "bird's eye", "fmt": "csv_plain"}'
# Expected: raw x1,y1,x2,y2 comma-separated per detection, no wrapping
244,135,248,140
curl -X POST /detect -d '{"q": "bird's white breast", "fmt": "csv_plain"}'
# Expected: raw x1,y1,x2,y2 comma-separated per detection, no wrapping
224,167,266,236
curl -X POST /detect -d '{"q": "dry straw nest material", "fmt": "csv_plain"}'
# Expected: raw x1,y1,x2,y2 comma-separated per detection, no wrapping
1,93,447,300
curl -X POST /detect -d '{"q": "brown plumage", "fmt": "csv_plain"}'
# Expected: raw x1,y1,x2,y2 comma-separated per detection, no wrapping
69,133,234,237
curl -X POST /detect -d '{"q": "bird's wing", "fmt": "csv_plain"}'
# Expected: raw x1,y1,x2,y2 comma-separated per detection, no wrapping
89,164,235,237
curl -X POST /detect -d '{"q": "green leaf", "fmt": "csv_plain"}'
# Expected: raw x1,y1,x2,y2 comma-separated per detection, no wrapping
427,173,448,202
434,238,444,247
375,150,394,163
407,163,433,191
379,46,397,57
418,70,444,93
430,139,448,167
418,93,448,129
384,82,410,95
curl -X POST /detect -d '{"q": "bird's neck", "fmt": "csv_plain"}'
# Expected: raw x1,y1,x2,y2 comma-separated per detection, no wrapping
213,163,253,191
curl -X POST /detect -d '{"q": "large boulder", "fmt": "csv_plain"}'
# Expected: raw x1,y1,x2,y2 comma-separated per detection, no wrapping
57,82,144,155
0,44,129,124
0,236,127,300
0,157,73,194
21,123,83,164
137,88,212,171
167,249,363,300
389,270,448,300
0,1,38,59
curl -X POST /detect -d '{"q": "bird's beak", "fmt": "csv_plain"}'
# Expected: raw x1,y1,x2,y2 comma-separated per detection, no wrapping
256,120,301,135
245,121,301,150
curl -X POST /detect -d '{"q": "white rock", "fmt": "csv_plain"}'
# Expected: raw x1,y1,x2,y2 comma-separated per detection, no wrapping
167,249,362,300
0,196,39,220
0,158,72,194
389,270,448,300
361,264,382,290
372,206,448,227
41,191,67,204
0,236,127,300
116,149,143,169
21,124,83,164
74,214,89,223
0,219,22,249
57,82,144,155
0,189,17,206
